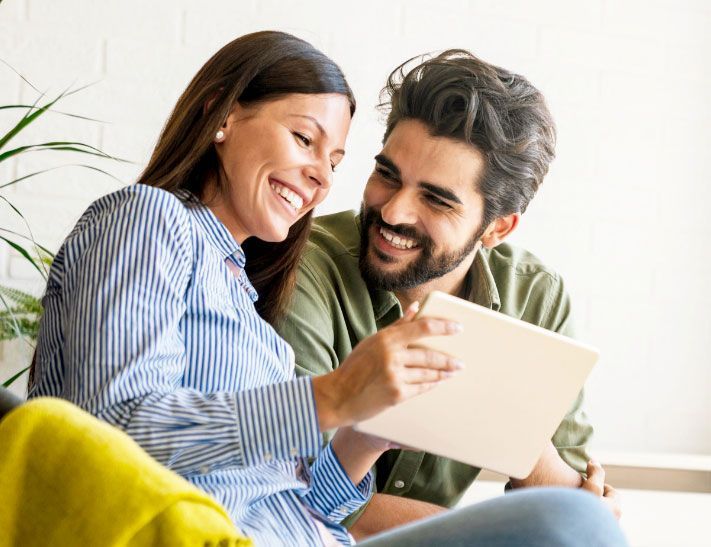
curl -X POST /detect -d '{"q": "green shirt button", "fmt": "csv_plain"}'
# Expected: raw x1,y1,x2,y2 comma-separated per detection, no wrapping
394,480,405,488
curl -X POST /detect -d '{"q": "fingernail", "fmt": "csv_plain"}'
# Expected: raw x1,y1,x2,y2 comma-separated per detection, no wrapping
448,322,463,333
452,359,465,370
409,301,420,313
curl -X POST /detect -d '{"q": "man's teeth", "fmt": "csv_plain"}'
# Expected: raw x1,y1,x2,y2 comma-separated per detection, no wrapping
379,227,417,250
270,182,304,211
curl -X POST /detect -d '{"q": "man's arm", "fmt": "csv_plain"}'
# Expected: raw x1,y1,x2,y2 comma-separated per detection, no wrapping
511,274,621,518
348,494,446,541
510,441,583,489
537,273,595,474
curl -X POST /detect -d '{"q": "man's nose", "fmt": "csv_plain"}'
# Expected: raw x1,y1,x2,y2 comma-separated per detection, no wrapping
380,190,418,226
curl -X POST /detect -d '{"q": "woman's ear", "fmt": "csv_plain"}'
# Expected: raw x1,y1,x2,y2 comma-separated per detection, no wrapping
480,212,520,249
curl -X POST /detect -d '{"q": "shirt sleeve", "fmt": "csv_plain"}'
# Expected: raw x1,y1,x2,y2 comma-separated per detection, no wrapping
541,272,594,474
38,186,322,476
278,252,341,380
301,442,374,524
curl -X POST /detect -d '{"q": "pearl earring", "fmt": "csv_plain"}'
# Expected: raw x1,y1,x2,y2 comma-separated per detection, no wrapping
215,130,225,142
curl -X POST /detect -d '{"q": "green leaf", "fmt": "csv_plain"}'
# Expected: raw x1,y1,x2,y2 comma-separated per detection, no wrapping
0,286,42,312
0,195,51,277
0,236,47,279
0,229,55,258
0,163,125,190
0,90,53,152
0,58,41,94
2,366,31,388
0,141,130,163
0,289,24,342
0,104,108,123
0,81,100,152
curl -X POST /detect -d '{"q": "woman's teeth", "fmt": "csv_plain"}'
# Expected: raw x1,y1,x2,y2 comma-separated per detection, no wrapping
270,181,304,211
379,227,417,250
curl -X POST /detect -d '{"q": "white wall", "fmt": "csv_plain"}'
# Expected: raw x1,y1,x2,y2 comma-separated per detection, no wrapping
1,0,709,456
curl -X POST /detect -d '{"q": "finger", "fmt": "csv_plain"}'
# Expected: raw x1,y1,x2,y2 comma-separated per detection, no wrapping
390,316,462,343
403,366,457,384
401,301,420,322
402,381,441,398
400,348,464,372
390,301,421,327
603,484,621,504
581,460,605,497
602,485,622,520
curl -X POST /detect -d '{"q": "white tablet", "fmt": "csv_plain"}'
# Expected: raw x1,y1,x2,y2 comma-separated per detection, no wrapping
354,291,597,479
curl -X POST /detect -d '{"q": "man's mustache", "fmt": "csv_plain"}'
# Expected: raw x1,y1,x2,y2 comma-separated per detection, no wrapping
364,208,429,247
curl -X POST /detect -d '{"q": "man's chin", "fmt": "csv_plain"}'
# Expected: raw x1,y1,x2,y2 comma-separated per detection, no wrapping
363,247,415,281
368,242,420,267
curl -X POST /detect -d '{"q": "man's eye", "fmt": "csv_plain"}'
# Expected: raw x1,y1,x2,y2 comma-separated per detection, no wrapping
294,132,312,147
376,167,395,181
426,194,450,208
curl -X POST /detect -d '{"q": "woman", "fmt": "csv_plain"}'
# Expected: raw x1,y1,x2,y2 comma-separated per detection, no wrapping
29,31,462,546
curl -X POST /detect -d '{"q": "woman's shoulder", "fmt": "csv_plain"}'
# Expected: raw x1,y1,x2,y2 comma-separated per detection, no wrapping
72,184,192,235
88,183,189,217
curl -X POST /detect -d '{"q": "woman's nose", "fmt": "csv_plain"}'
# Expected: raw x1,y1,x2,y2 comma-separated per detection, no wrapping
303,157,332,189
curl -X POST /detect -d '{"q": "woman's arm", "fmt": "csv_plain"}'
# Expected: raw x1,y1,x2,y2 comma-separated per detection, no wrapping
35,187,325,475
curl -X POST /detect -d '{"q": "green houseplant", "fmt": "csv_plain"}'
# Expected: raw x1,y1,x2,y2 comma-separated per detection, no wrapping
0,62,124,388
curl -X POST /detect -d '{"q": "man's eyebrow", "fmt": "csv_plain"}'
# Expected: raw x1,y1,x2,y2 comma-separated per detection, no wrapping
376,154,462,205
289,114,345,156
419,182,463,205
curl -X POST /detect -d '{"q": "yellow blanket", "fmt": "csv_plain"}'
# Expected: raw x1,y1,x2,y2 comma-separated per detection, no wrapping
0,397,252,547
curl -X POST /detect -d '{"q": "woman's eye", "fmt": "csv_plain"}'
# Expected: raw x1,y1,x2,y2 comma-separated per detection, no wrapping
294,132,312,147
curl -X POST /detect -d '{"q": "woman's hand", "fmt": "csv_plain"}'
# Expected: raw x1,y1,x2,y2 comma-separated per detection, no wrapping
312,302,463,431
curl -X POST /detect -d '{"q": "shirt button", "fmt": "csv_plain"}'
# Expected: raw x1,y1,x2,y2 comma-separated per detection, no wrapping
199,465,210,474
394,480,405,489
290,447,298,457
264,452,273,461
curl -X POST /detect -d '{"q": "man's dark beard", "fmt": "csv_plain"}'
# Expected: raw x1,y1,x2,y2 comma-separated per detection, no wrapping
358,206,483,292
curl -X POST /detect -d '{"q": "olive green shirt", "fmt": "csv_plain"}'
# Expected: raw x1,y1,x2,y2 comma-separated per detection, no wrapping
278,210,593,523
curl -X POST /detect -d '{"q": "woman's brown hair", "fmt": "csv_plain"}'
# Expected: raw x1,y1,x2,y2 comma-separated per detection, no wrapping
136,30,355,324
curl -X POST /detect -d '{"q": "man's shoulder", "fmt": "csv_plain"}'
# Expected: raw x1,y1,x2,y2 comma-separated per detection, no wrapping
485,242,561,283
482,242,569,329
309,210,361,253
301,210,361,274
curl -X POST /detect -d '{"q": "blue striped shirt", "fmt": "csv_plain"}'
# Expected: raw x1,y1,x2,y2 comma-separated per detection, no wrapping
30,184,372,546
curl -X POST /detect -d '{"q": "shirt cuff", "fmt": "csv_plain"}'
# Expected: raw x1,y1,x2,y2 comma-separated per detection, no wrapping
234,376,322,466
304,441,374,523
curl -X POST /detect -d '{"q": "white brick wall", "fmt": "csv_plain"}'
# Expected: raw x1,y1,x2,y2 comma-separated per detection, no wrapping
1,0,709,456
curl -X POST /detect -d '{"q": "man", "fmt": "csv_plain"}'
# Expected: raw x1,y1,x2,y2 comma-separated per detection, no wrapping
278,49,619,538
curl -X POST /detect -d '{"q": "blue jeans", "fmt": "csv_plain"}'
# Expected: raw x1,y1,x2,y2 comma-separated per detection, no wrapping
358,487,628,546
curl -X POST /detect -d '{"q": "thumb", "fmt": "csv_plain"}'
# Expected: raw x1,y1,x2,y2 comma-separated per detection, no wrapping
397,301,420,323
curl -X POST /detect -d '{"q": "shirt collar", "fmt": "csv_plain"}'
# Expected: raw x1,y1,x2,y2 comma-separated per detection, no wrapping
175,189,245,268
468,247,501,312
